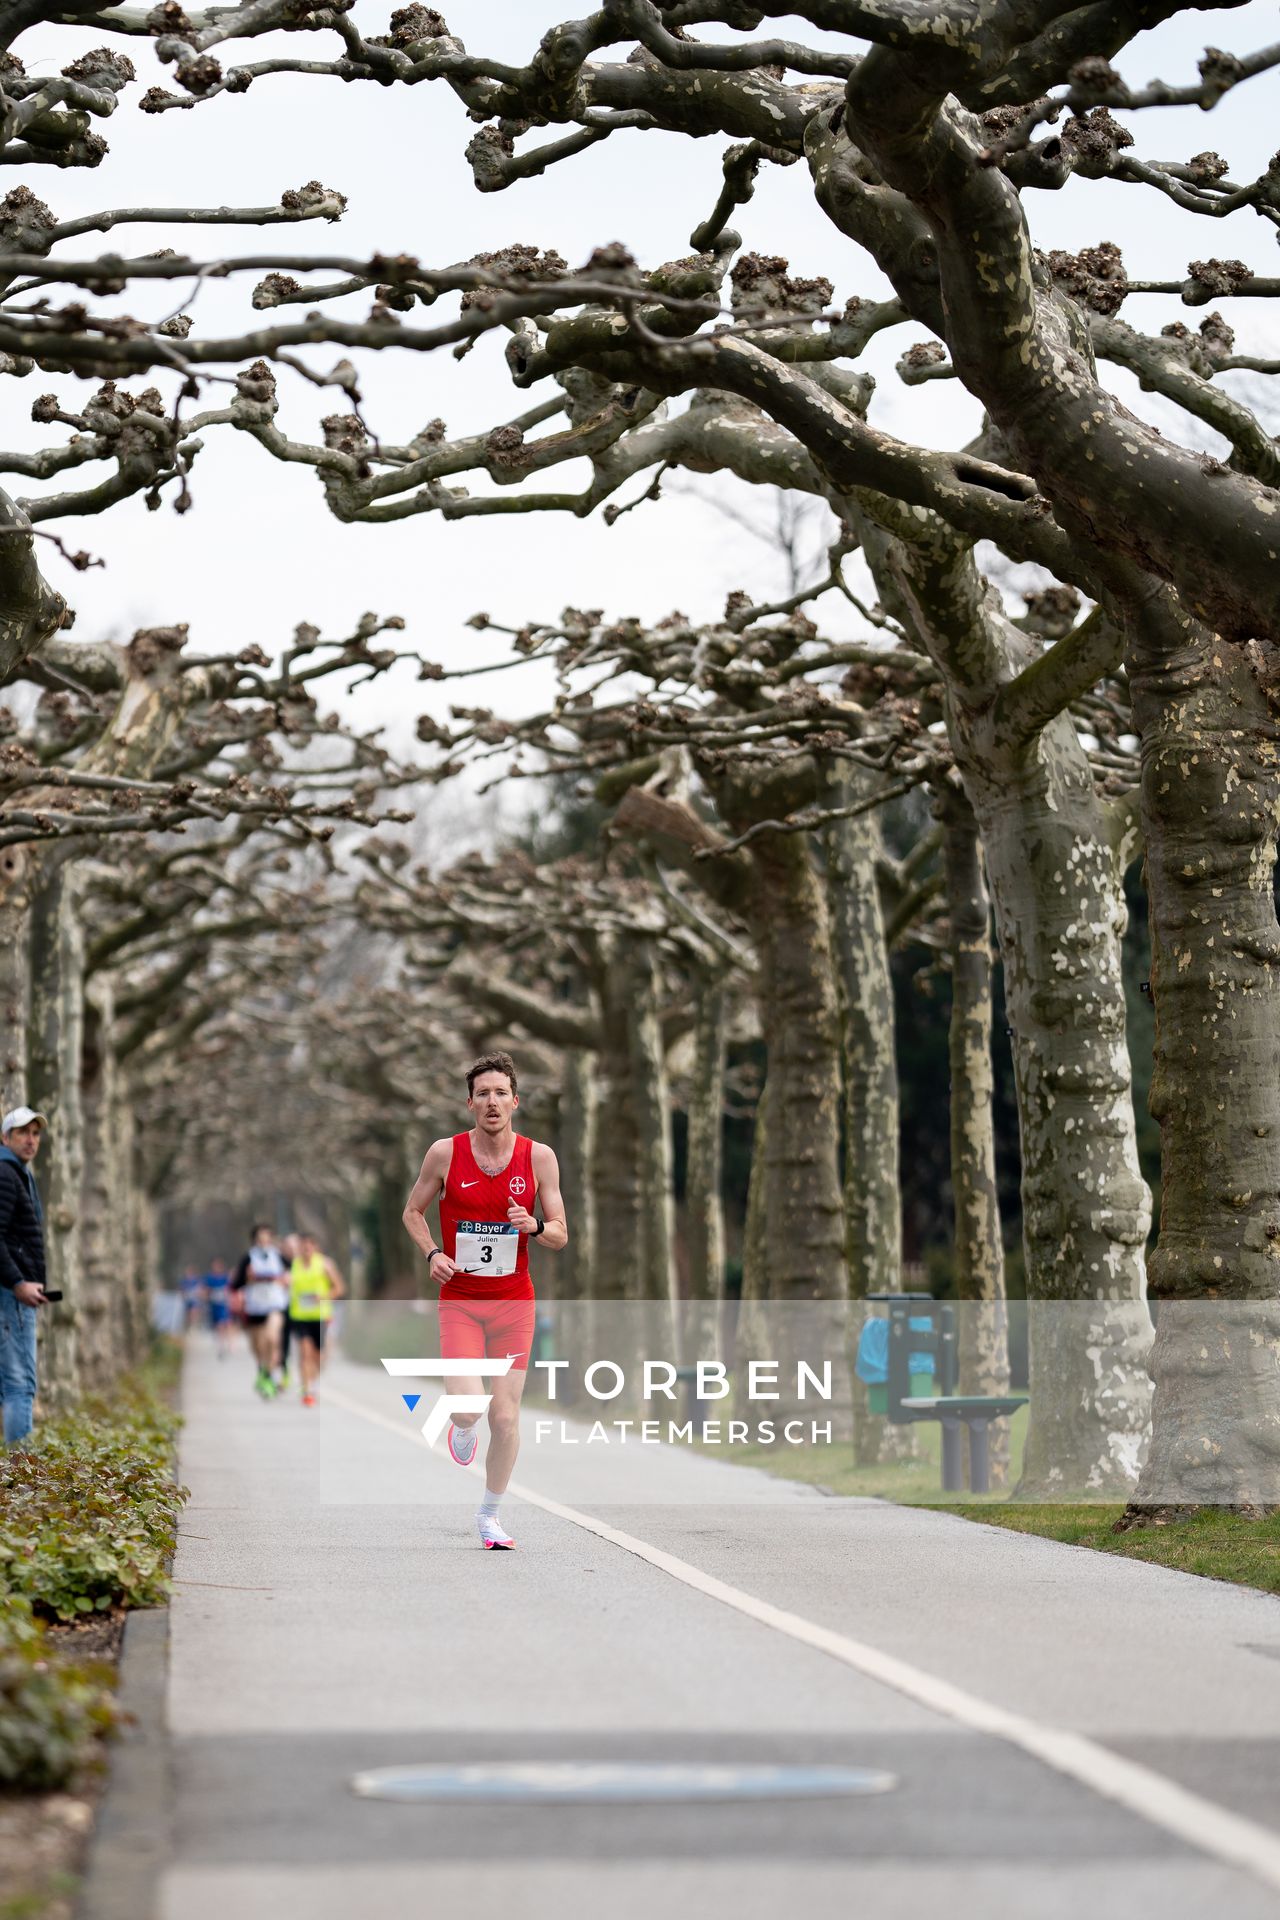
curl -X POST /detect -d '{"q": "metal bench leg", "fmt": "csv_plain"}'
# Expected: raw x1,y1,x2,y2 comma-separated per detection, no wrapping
968,1420,992,1495
940,1418,964,1493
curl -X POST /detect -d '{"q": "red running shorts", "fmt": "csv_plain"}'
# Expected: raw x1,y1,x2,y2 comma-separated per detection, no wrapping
437,1291,536,1373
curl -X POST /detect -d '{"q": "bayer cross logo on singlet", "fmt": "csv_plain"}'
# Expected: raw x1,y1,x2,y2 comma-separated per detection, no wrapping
509,1176,527,1196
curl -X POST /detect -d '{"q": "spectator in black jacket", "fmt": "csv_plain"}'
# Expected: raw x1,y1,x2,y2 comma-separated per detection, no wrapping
0,1105,49,1445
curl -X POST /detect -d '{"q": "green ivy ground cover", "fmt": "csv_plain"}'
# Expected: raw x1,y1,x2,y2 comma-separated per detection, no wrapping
0,1375,186,1791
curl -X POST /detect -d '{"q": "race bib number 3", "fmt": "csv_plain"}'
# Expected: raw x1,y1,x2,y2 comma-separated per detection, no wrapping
454,1221,519,1276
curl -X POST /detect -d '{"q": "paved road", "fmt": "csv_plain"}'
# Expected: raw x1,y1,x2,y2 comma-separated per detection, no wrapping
159,1337,1280,1920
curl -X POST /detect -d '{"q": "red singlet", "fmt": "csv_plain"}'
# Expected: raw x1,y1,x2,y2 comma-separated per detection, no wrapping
438,1131,536,1300
438,1131,537,1372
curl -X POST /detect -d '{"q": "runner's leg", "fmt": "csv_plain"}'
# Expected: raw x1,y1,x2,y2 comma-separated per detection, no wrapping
480,1365,529,1499
249,1316,268,1377
473,1297,535,1545
298,1326,320,1401
438,1294,486,1463
265,1309,283,1375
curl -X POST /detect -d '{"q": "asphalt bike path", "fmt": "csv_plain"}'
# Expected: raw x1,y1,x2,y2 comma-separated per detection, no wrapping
161,1337,1280,1920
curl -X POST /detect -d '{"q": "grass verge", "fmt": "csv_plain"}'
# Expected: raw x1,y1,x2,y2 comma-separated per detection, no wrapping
721,1406,1031,1505
727,1409,1280,1597
950,1502,1280,1595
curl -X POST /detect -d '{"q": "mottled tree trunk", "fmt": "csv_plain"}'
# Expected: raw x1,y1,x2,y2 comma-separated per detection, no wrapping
868,513,1152,1494
966,719,1152,1497
742,1088,768,1307
1127,611,1280,1512
555,1046,597,1302
79,979,123,1393
738,824,850,1434
130,1155,159,1367
825,764,902,1298
940,784,1010,1484
748,830,847,1303
550,1046,598,1407
347,1213,371,1301
610,778,845,1403
590,946,646,1302
625,935,677,1307
685,977,727,1302
0,845,32,1107
680,976,727,1373
376,1136,420,1296
28,859,85,1408
824,768,905,1463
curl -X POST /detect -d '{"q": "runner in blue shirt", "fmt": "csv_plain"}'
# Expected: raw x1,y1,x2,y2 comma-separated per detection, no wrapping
204,1259,235,1357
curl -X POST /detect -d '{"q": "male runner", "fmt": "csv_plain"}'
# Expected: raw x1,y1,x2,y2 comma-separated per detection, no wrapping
403,1051,567,1549
287,1232,345,1406
204,1258,235,1357
230,1225,289,1396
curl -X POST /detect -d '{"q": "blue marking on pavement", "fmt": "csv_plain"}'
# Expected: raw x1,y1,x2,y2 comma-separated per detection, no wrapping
352,1763,898,1803
401,1393,421,1412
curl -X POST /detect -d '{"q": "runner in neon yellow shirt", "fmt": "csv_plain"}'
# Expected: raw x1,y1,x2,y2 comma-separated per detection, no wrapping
288,1233,346,1407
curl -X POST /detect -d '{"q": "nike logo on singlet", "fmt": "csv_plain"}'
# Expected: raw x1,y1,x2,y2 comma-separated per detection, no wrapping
460,1180,479,1187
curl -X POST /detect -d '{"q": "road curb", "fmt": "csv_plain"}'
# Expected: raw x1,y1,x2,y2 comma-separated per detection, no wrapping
76,1606,172,1920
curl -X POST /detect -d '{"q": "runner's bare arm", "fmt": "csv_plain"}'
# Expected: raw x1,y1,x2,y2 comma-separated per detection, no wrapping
403,1138,456,1277
324,1255,347,1300
519,1144,568,1250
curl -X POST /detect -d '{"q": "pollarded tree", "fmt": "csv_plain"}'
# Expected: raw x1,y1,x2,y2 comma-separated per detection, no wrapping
428,601,949,1308
0,610,419,1395
356,839,737,1304
1,3,1277,1505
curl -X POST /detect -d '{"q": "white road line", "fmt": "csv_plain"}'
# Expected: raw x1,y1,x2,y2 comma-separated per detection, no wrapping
323,1379,1280,1900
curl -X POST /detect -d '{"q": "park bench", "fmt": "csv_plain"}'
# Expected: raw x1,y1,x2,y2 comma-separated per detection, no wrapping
862,1292,1027,1494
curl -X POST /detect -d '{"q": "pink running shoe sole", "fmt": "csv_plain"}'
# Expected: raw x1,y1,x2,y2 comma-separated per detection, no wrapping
447,1423,478,1466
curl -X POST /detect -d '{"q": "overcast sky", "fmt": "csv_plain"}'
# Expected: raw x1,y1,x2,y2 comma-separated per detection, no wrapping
4,1,1278,761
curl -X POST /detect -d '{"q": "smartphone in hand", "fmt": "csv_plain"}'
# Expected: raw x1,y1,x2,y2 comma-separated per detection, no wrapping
41,1290,63,1302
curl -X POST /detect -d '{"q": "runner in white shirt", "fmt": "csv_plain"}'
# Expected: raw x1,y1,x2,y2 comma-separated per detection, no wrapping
230,1225,290,1398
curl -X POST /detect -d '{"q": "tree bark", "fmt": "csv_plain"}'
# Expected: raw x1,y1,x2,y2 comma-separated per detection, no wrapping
752,832,848,1301
869,516,1153,1496
1125,603,1280,1512
678,974,727,1374
376,1136,420,1295
624,933,677,1306
0,844,32,1109
939,781,1010,1484
969,714,1153,1497
742,1086,768,1307
79,978,123,1394
129,1149,159,1370
614,777,846,1301
589,938,646,1302
555,1046,597,1303
685,976,727,1302
28,858,84,1409
825,762,902,1299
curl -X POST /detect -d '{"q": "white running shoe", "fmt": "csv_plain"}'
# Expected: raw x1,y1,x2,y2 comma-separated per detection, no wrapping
477,1513,516,1550
447,1422,479,1466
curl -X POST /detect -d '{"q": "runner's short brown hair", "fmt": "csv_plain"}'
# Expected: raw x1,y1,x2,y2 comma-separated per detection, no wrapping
466,1051,518,1097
